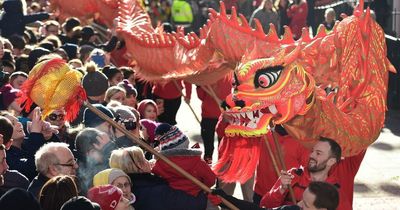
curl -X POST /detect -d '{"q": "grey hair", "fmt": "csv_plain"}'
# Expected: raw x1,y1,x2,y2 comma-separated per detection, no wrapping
34,142,70,175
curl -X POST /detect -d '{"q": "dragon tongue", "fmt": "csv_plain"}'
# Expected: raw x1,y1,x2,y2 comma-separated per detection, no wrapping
260,107,271,114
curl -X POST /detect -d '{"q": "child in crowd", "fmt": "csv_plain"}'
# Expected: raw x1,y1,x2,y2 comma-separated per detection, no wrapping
105,86,127,105
137,99,158,121
93,168,136,205
118,79,138,108
102,65,124,86
88,184,133,210
152,123,216,197
139,119,158,146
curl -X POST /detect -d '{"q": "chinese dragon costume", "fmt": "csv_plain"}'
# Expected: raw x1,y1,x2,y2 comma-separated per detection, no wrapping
43,0,395,183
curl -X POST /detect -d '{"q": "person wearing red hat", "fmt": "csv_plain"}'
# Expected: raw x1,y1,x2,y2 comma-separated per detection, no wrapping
88,184,132,210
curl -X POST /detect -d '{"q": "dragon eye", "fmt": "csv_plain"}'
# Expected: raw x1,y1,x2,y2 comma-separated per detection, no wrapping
254,66,283,89
257,75,271,88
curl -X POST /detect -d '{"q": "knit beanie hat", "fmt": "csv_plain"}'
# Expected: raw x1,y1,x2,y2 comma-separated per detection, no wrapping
118,79,137,97
83,104,114,127
112,105,136,121
0,84,20,109
87,185,123,210
155,123,189,151
0,188,41,210
93,168,132,187
61,196,101,210
82,63,109,96
140,119,158,143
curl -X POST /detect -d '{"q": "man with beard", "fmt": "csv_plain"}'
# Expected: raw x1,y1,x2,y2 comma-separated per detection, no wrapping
0,144,8,186
261,137,366,209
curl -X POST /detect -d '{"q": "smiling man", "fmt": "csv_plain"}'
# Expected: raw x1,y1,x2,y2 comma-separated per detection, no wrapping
211,181,338,210
262,137,366,210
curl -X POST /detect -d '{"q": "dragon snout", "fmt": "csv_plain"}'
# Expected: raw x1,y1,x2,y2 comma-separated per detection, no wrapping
225,94,247,109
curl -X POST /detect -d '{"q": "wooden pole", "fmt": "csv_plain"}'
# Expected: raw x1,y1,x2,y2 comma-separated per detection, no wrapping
172,80,201,124
262,135,281,177
84,102,239,210
270,126,297,205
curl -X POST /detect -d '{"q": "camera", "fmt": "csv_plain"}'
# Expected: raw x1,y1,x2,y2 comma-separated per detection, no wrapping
115,114,137,131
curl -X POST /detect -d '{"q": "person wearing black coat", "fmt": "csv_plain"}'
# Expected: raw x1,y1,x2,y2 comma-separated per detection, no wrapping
0,0,50,38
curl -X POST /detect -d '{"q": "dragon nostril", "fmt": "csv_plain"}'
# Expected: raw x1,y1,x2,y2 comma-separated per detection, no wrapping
234,100,246,108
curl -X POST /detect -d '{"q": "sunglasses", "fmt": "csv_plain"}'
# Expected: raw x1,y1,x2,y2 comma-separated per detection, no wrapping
48,113,65,121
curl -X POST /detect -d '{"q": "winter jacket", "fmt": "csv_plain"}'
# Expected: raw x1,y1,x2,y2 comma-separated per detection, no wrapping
152,148,216,196
196,78,232,119
0,0,49,38
287,1,308,39
129,173,208,210
152,80,192,100
261,150,366,210
6,132,47,181
28,173,49,198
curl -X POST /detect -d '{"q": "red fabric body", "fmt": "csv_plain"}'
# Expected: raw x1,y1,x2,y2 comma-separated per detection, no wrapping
152,80,192,99
196,79,232,118
254,133,309,196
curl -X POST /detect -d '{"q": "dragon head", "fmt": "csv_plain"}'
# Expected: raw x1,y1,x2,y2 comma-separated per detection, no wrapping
224,45,316,137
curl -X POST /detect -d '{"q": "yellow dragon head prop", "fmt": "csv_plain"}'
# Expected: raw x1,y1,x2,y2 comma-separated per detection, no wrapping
18,58,86,121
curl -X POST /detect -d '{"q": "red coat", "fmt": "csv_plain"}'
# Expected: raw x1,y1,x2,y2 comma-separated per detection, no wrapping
152,149,216,196
287,1,308,39
254,133,309,196
261,150,366,210
152,80,192,100
196,79,232,119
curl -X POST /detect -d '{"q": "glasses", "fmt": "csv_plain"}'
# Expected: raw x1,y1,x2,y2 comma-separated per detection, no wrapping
56,158,77,168
48,113,65,121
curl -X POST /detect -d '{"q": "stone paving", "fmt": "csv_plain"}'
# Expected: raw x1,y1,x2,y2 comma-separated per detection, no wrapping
175,91,400,210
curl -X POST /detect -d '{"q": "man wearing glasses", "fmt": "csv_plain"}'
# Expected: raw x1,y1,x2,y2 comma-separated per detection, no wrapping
28,142,78,198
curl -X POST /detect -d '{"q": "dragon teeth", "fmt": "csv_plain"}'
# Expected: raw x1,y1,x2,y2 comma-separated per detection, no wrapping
246,111,253,119
268,105,278,115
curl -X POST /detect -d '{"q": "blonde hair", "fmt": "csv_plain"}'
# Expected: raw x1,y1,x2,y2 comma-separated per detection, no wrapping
105,86,126,103
109,146,151,174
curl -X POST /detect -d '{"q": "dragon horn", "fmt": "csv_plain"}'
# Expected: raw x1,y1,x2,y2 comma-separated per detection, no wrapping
300,27,311,43
220,1,227,17
266,23,279,43
239,14,249,27
283,43,301,66
354,0,364,17
281,26,295,44
230,6,239,25
314,24,327,40
254,19,266,36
